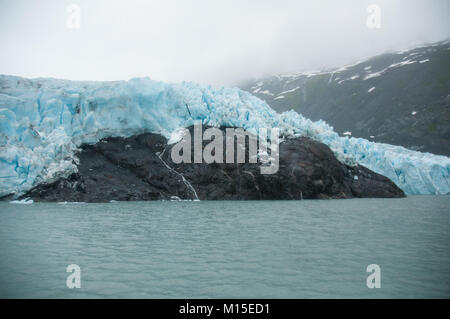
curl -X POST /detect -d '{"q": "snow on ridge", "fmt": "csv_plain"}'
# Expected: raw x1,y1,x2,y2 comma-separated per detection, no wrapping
388,60,417,68
259,90,274,96
0,74,449,196
265,40,447,85
364,59,419,80
278,87,300,95
364,71,384,80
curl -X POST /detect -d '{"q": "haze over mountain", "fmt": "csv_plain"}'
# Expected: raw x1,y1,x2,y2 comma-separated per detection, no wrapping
1,0,449,85
240,40,450,156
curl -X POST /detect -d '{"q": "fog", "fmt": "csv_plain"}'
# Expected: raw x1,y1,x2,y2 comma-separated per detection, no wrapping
0,0,448,86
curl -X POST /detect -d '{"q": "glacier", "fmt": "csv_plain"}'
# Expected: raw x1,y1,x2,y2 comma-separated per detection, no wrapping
0,74,449,197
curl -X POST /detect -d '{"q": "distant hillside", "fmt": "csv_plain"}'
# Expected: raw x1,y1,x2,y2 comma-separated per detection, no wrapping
240,40,450,156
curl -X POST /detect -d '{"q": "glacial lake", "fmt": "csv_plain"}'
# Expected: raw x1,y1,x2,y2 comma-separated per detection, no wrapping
0,196,449,298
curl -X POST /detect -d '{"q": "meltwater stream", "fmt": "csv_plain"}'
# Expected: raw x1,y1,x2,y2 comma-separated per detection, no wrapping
0,196,449,298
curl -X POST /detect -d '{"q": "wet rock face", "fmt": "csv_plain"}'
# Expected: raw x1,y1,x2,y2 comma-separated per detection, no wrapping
24,133,196,202
21,128,405,202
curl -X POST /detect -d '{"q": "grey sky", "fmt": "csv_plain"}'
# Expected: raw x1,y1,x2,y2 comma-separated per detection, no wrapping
0,0,448,86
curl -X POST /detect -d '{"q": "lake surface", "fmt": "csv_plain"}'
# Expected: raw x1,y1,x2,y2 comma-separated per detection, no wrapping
0,196,449,298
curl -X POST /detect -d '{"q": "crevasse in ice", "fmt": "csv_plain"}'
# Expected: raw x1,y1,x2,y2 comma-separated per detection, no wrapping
0,75,449,196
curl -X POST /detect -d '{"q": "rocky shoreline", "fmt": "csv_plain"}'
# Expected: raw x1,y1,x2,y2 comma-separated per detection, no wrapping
13,127,405,202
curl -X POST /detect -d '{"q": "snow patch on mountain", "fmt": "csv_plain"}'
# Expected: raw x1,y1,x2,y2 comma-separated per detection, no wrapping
278,87,300,95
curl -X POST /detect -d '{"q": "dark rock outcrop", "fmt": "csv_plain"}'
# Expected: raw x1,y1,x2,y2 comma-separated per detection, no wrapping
21,127,405,202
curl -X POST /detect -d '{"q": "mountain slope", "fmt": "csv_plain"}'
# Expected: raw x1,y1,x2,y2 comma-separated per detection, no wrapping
241,40,450,156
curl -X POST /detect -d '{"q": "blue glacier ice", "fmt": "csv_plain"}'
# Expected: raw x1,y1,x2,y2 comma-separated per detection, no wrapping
0,74,449,197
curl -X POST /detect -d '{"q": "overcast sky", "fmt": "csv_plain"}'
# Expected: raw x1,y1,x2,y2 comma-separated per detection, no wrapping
0,0,448,86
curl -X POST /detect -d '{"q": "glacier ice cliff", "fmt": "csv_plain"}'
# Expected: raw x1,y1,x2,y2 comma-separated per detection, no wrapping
0,74,449,197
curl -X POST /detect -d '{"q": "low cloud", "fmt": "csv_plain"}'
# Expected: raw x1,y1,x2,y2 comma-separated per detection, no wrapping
1,0,448,86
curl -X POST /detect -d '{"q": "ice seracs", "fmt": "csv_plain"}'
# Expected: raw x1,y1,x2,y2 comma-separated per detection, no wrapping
0,74,449,196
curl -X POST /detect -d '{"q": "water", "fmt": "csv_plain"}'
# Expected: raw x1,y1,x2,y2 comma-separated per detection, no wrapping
0,196,449,298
